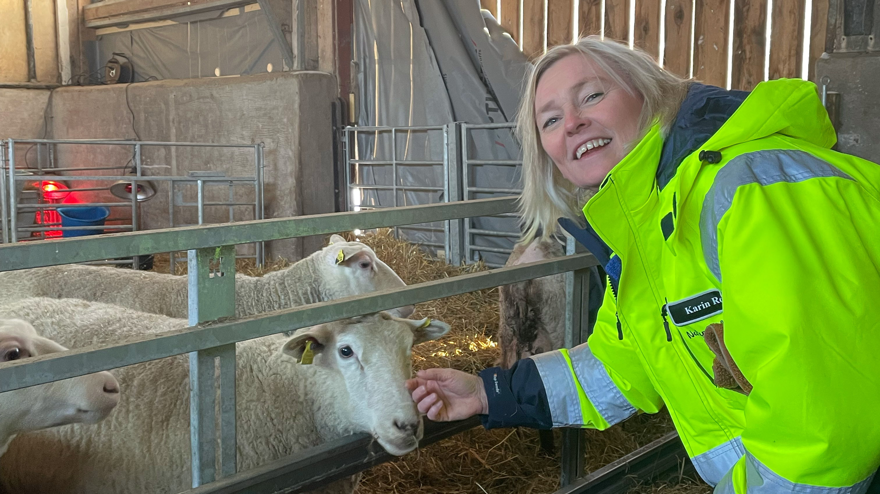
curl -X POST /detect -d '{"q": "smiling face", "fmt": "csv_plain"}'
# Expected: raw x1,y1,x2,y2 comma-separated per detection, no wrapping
534,53,644,189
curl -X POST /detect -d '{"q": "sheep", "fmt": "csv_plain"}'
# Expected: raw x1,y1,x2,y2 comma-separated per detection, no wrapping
0,318,120,459
497,238,566,369
0,298,449,494
0,234,414,320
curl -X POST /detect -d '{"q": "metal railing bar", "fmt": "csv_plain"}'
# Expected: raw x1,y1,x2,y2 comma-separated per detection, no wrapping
462,123,516,130
468,245,515,255
347,160,443,165
467,187,522,194
551,431,692,494
10,139,258,148
187,417,481,494
0,197,517,271
0,254,597,392
4,175,256,182
461,160,522,166
467,229,520,238
345,125,445,132
346,185,443,192
15,226,133,232
17,203,143,210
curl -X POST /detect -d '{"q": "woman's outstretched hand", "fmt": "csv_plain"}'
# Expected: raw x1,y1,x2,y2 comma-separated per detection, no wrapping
406,368,489,422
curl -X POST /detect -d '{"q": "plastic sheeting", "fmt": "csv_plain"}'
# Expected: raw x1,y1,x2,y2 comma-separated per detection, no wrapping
94,7,283,82
354,0,532,266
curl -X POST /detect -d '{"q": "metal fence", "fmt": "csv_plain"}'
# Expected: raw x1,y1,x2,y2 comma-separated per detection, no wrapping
344,123,524,268
0,197,598,492
1,138,266,269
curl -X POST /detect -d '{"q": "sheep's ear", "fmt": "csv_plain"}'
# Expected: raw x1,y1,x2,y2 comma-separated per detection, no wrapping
407,317,451,346
329,234,346,245
283,325,331,364
331,245,374,270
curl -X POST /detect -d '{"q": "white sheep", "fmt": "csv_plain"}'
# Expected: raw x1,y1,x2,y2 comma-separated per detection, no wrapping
0,298,449,494
497,238,565,369
0,318,120,459
0,234,414,319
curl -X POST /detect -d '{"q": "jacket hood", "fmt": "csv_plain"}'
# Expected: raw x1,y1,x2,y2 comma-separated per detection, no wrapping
657,79,837,190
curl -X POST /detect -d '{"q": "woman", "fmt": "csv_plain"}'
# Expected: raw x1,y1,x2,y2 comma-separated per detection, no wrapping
407,37,880,491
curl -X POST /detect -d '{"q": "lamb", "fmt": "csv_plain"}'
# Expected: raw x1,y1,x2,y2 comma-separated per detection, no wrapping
0,298,449,494
497,238,565,369
0,234,414,320
0,318,120,459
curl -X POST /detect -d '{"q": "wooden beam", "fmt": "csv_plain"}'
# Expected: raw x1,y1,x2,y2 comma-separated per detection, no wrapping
634,0,662,62
500,0,520,43
693,0,730,87
522,0,545,59
83,0,251,29
808,0,830,81
730,0,766,91
769,0,805,79
604,0,629,44
548,0,574,47
664,0,692,78
579,0,602,37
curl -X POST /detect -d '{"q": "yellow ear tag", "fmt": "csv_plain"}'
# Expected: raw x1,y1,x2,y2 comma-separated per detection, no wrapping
300,340,314,365
336,250,345,265
419,318,432,328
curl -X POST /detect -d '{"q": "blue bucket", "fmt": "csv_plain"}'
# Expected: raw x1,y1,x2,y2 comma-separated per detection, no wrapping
57,207,110,237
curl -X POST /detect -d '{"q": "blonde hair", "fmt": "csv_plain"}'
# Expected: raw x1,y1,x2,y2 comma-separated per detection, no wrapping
516,36,691,243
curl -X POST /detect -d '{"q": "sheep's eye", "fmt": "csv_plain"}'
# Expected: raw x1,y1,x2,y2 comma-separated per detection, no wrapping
358,260,371,270
339,346,354,358
3,348,22,362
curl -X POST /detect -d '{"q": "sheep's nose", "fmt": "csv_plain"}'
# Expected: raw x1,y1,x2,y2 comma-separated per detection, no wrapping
394,419,419,435
395,305,415,318
103,379,120,394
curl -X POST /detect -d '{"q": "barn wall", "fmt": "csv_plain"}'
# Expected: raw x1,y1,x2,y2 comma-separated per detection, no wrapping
43,71,335,260
0,89,51,138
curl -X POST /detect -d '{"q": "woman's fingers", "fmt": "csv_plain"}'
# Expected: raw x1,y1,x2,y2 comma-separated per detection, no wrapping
427,399,445,421
416,392,439,414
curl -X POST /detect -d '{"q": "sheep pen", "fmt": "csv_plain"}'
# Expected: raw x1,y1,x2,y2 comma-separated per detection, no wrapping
150,230,708,494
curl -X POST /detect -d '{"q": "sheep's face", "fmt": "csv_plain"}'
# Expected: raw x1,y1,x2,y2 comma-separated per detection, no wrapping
321,235,415,318
0,319,120,441
284,312,449,456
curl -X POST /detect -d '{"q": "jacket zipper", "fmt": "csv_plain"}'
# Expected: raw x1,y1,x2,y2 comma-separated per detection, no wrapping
660,304,673,342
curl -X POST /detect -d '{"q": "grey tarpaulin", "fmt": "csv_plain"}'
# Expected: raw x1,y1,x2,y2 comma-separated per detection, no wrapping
354,0,531,266
94,7,283,82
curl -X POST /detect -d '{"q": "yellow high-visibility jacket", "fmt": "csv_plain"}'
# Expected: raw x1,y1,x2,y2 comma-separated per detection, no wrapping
530,79,880,492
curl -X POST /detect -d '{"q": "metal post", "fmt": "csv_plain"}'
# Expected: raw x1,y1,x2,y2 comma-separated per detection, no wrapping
169,179,176,274
24,0,37,82
391,128,399,238
445,123,463,266
561,234,590,485
0,144,7,245
8,139,18,243
460,124,471,263
295,0,306,70
256,144,265,266
344,128,352,211
188,245,237,486
132,144,141,269
197,179,205,225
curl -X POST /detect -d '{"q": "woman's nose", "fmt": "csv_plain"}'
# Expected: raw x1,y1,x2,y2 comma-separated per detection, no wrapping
564,107,589,135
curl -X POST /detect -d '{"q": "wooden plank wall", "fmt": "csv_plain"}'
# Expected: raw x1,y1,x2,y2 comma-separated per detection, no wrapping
484,0,831,91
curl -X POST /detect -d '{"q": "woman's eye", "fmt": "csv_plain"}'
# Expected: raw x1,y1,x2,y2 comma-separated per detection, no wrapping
584,92,603,103
542,117,559,129
339,346,354,358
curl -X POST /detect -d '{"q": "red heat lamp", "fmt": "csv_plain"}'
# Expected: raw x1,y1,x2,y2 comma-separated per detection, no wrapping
39,180,71,201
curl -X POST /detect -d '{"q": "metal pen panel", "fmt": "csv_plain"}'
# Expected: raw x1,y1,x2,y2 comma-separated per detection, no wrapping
0,254,598,392
0,198,518,271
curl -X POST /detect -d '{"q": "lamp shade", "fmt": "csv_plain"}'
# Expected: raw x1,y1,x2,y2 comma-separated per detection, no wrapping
110,174,157,202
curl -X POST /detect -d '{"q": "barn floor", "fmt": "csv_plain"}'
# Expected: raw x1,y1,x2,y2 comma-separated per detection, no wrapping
152,231,711,493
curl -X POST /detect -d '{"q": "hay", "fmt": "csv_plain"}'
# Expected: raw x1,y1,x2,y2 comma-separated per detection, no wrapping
149,230,704,493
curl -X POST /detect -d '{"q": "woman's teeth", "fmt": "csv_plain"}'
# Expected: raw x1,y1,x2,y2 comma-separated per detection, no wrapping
576,138,612,159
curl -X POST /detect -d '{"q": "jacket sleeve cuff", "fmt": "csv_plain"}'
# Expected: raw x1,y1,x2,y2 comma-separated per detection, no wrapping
478,359,553,430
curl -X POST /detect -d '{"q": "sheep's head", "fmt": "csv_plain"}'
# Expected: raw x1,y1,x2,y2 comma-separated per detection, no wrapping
320,234,415,318
0,319,120,454
283,312,449,456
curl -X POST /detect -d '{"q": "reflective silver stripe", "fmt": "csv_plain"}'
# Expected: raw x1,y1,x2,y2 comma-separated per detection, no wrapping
715,451,877,494
700,150,854,282
530,344,636,428
692,436,745,486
